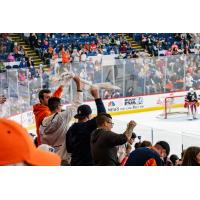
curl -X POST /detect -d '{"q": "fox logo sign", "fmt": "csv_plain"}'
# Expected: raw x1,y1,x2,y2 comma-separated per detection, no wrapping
124,97,143,106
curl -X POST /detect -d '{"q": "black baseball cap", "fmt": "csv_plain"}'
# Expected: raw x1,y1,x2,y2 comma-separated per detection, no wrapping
74,104,92,119
131,132,137,139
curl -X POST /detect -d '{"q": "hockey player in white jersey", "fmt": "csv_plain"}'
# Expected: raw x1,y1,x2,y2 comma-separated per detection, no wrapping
184,88,199,120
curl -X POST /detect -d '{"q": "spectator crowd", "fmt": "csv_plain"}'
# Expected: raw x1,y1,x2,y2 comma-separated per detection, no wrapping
1,33,200,166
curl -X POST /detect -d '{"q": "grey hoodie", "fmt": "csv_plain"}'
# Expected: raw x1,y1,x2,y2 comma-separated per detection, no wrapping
40,91,83,164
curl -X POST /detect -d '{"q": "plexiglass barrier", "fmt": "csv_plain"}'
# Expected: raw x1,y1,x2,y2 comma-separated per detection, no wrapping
2,54,200,117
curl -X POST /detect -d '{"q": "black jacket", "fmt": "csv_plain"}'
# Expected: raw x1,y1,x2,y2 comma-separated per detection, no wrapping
91,128,127,166
66,98,106,166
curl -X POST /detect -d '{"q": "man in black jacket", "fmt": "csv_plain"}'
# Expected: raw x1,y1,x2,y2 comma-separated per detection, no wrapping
66,87,106,166
90,113,137,166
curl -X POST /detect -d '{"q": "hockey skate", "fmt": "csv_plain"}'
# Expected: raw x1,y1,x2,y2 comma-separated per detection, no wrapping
193,112,198,119
188,110,193,120
188,115,193,120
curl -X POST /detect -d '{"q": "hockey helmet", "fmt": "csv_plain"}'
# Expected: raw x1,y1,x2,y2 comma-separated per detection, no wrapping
189,88,194,93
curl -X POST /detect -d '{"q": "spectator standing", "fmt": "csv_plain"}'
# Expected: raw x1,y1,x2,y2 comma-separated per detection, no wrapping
66,87,106,166
39,77,83,165
61,48,71,72
33,84,65,145
90,41,97,52
91,113,136,166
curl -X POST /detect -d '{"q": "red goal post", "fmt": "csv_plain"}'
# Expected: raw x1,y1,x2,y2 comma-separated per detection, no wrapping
163,95,188,119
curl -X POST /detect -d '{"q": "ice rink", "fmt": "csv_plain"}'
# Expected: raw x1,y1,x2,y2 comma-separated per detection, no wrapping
112,110,200,157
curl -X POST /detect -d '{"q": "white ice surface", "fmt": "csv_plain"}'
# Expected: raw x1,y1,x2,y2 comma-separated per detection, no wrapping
112,110,200,157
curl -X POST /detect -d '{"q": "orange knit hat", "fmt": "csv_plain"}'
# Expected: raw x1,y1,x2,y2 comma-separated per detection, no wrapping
0,118,61,166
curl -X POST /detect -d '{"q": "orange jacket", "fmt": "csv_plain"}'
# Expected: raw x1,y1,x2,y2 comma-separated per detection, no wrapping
33,85,63,145
62,51,70,64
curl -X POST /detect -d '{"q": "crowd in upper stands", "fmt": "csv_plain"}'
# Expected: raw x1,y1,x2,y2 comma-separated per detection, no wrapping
1,33,200,66
132,33,200,56
26,33,138,64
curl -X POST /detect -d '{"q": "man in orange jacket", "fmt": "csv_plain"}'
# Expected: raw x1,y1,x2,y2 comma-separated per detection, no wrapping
33,84,64,145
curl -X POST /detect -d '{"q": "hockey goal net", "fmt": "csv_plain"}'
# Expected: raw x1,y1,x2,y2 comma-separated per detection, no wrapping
158,95,188,119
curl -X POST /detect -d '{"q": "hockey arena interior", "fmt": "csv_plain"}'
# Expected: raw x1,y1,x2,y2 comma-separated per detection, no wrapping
1,33,200,166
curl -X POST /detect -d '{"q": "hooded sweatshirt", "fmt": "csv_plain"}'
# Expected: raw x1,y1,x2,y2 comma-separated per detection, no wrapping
39,91,83,163
33,85,63,145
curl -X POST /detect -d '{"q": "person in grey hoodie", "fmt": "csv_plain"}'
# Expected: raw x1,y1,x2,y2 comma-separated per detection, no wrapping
40,76,83,165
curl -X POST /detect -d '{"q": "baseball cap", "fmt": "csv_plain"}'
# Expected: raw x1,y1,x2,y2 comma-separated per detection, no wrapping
0,118,61,166
156,141,170,156
74,104,92,119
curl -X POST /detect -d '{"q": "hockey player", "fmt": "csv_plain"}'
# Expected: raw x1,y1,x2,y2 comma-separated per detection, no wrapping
184,88,199,120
